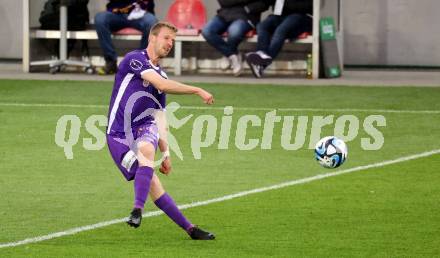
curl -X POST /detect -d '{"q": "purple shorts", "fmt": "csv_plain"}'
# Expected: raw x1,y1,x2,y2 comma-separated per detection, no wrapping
106,123,159,181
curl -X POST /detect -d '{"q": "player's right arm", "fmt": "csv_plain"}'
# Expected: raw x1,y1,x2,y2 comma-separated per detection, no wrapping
141,71,214,105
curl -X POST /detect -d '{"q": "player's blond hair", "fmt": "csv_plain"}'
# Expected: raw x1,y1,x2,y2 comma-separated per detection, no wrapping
150,21,178,35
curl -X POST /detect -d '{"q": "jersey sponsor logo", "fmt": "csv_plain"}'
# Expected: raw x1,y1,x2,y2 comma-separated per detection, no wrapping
129,59,143,71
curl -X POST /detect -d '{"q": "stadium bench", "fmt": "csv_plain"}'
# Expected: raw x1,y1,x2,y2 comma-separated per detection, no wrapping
24,0,333,78
29,28,314,76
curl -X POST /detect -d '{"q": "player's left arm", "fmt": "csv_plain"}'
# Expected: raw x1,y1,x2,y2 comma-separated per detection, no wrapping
155,110,172,175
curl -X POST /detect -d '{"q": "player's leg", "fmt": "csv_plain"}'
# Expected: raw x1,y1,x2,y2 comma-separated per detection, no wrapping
127,140,156,228
149,174,192,232
149,174,215,240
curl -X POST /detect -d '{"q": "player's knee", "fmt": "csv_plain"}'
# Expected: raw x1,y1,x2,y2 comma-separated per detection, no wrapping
136,141,155,167
137,141,154,155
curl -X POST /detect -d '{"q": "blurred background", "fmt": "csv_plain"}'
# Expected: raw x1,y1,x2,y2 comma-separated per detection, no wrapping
2,0,439,67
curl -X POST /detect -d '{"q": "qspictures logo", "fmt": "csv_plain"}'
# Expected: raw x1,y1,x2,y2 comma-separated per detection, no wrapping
54,96,386,162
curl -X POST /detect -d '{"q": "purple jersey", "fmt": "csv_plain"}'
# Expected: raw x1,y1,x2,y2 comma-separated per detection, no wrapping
107,49,167,136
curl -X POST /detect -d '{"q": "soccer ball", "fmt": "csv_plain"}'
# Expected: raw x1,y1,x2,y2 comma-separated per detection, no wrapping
314,136,348,168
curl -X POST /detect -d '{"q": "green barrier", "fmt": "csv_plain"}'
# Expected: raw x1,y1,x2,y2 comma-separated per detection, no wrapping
320,17,341,78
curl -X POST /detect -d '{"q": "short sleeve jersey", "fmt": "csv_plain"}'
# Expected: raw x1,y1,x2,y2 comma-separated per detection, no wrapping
106,50,167,135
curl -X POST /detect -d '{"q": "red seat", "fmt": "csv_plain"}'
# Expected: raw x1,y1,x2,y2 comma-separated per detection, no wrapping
298,31,311,39
113,27,142,35
245,29,257,37
165,0,207,35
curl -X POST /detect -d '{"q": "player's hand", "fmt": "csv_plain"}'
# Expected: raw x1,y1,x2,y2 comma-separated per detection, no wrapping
198,89,214,105
159,156,172,175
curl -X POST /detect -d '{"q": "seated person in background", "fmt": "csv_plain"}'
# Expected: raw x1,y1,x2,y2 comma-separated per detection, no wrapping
202,0,270,76
95,0,158,75
245,0,312,78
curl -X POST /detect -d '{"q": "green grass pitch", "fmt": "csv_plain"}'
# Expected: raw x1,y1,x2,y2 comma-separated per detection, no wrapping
0,79,439,257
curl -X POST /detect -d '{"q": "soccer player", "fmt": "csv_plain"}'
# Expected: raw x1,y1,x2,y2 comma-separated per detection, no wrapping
106,21,215,240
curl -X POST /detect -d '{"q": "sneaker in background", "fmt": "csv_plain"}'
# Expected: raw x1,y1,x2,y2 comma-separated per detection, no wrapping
97,60,117,75
228,54,243,76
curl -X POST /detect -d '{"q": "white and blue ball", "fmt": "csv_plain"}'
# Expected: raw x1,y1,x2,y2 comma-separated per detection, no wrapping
314,136,348,168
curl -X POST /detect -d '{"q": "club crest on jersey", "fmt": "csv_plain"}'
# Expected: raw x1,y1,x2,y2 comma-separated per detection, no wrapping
129,59,143,70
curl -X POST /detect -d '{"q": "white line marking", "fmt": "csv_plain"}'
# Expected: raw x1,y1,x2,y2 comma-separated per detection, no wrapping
0,102,439,114
1,148,439,249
